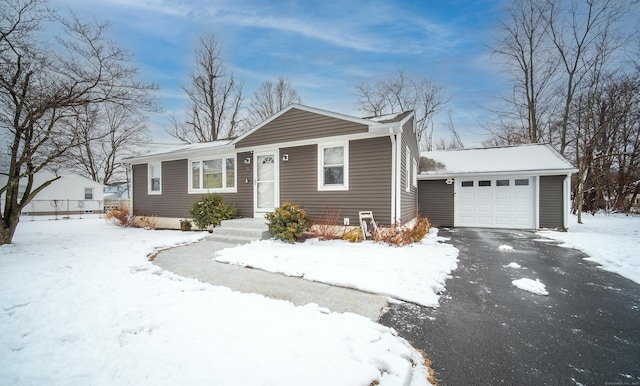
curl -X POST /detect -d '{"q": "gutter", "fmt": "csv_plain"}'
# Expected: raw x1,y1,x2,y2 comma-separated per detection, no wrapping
388,125,404,224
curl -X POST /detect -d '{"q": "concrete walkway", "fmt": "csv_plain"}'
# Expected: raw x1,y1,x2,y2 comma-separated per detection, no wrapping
153,237,388,321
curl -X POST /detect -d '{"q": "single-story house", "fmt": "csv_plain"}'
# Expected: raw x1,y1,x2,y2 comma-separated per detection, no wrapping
124,104,419,229
0,171,105,215
417,144,577,229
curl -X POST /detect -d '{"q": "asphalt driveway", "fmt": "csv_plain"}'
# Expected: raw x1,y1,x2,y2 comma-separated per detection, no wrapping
379,227,640,385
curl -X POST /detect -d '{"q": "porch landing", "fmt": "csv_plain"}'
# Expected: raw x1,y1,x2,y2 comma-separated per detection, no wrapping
206,218,270,244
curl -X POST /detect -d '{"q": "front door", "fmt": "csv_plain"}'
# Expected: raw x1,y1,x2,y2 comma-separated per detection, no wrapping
254,151,278,216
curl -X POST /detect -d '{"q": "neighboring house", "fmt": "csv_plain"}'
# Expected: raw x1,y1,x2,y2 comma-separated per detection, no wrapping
124,104,419,229
418,144,577,229
0,171,105,215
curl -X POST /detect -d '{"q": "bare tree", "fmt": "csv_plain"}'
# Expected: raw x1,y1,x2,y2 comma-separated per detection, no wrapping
356,69,448,149
245,76,301,129
489,0,558,145
546,0,635,155
55,104,151,185
168,33,244,143
0,0,158,244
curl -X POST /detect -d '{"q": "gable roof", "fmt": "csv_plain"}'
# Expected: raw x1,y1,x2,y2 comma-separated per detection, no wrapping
123,105,415,164
419,144,577,178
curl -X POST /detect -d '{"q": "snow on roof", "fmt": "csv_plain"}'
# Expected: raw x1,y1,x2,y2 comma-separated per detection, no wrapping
419,144,576,176
364,111,412,123
125,140,234,162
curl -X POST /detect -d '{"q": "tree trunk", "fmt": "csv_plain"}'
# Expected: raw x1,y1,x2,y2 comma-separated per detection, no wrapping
0,216,20,245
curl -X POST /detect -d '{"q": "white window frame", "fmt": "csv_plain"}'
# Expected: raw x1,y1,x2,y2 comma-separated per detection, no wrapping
148,163,162,195
318,142,349,191
189,155,237,194
412,158,417,188
405,146,411,192
84,187,93,200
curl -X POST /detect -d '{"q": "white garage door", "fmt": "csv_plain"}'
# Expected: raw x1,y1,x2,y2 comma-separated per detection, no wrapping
455,177,535,229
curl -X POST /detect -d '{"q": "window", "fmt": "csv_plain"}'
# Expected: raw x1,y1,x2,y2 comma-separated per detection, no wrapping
148,163,161,194
412,159,418,188
479,180,491,187
190,156,236,193
515,179,529,186
406,146,411,192
461,181,473,187
496,179,510,187
318,143,348,191
84,188,93,200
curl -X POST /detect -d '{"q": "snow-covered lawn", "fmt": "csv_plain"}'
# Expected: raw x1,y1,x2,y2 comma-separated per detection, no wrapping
215,230,460,307
537,214,640,284
0,218,432,386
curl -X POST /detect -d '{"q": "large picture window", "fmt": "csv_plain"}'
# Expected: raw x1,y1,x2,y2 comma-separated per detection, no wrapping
190,156,236,193
318,143,348,191
148,163,161,194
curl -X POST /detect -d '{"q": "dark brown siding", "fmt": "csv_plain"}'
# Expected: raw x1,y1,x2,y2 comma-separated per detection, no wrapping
539,175,565,228
132,153,254,219
418,180,454,226
279,136,393,225
236,108,369,148
400,117,419,223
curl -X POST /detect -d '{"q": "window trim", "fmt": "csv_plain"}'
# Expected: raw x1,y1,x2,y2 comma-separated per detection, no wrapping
148,163,162,195
412,158,418,188
318,142,349,191
188,155,237,194
405,146,411,192
84,187,93,200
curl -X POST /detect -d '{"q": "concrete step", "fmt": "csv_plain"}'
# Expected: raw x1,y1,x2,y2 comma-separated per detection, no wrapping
205,217,271,245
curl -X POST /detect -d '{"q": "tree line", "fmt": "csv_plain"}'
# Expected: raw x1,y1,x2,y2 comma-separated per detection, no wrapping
487,0,639,221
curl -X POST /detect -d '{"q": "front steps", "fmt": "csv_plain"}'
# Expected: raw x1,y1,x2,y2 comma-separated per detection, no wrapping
206,218,271,245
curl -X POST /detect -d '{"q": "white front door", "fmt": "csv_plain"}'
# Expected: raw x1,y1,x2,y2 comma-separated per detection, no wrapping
254,151,279,216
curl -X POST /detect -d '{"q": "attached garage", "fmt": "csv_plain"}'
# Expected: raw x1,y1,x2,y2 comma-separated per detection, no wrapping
418,145,577,230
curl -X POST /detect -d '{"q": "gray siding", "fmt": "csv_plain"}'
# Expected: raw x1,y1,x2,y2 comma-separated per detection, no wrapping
418,180,454,226
132,152,254,219
539,175,565,228
236,108,369,148
279,136,392,225
400,116,419,223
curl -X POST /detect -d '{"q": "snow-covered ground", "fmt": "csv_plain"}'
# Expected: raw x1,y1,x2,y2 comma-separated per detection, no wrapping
215,229,460,307
537,214,640,284
0,217,432,386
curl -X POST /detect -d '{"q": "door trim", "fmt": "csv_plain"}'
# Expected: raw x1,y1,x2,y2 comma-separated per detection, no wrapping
253,150,279,217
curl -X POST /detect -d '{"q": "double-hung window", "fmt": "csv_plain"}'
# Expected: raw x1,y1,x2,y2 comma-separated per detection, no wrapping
318,143,348,191
190,156,236,193
148,163,162,194
84,188,93,200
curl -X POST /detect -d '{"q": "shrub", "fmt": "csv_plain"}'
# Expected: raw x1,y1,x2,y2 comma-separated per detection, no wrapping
373,223,413,247
265,202,311,243
410,215,431,243
106,206,137,228
373,215,431,247
309,207,343,240
189,194,238,230
343,227,364,243
137,215,159,230
180,219,192,232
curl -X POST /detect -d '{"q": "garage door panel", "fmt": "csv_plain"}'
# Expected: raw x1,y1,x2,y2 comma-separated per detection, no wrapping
455,177,534,229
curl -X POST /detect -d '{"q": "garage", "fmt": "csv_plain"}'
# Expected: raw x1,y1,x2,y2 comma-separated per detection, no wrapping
417,145,577,230
455,176,534,228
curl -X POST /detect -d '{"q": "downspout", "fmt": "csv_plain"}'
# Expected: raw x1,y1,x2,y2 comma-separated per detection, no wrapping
389,128,396,225
564,173,571,229
388,125,403,224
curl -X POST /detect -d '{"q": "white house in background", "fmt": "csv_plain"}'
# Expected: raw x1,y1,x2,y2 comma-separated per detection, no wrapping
0,171,105,215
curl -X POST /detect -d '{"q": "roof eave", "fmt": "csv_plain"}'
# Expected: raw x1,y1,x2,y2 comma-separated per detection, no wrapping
417,168,578,179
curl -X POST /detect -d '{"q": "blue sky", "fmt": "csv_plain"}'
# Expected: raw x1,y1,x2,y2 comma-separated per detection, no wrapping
51,0,507,146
